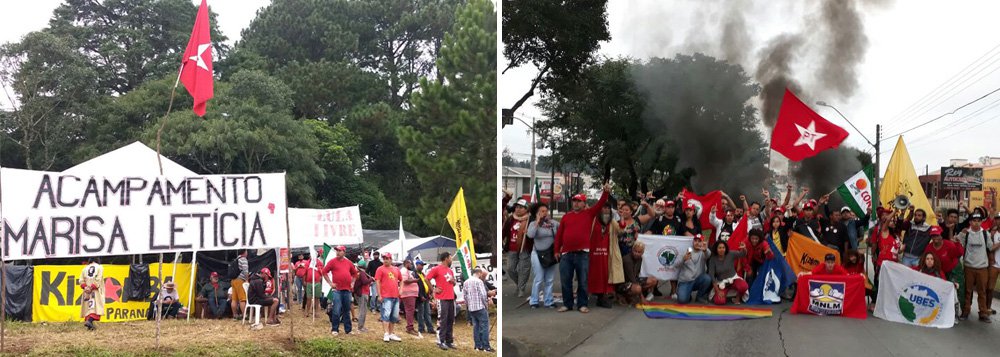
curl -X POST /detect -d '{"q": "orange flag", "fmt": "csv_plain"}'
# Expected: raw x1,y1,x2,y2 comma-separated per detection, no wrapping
784,232,840,276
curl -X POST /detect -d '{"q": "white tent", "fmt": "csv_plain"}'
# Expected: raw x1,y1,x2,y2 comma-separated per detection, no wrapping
378,235,456,262
64,141,196,176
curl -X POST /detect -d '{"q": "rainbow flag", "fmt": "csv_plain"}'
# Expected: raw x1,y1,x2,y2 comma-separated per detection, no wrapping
638,303,773,321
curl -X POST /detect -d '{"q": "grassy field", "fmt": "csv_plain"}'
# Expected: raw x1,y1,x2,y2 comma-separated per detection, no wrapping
0,305,496,356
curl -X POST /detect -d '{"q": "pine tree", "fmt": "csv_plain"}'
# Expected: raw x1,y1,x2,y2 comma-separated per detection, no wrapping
399,0,497,249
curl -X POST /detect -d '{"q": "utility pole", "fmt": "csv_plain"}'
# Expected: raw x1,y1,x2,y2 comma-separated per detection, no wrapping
529,117,536,200
874,124,881,203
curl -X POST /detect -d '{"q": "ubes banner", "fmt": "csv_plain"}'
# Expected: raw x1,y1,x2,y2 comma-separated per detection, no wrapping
784,232,840,276
874,261,957,328
0,168,287,260
288,206,364,248
33,263,192,323
638,235,693,281
791,274,866,319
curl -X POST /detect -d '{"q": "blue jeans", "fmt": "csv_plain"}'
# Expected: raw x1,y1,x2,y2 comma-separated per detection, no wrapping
369,288,380,311
559,251,589,309
294,276,304,302
381,297,400,323
416,299,434,332
846,220,860,250
469,309,490,349
207,295,227,316
902,254,919,268
329,290,352,333
676,274,712,304
530,250,557,306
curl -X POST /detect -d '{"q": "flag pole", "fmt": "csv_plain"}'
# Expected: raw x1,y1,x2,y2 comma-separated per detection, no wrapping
284,199,294,343
155,253,163,350
155,64,184,174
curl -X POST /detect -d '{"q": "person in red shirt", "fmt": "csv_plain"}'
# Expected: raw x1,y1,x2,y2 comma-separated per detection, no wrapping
808,254,849,275
746,229,775,283
323,245,359,335
301,249,325,318
425,252,457,350
293,253,307,303
554,183,611,313
374,253,402,342
503,199,532,297
871,219,900,272
922,225,965,281
841,250,865,275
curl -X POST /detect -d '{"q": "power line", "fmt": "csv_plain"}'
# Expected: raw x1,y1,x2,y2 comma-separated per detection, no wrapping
909,110,1000,149
881,84,1000,142
881,40,1000,127
893,53,1000,127
905,94,1000,145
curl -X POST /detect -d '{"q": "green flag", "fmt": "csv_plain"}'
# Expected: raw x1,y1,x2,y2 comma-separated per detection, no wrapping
322,243,334,300
836,165,877,219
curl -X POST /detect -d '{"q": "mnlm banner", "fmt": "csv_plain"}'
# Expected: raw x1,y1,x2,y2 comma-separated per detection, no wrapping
33,264,192,322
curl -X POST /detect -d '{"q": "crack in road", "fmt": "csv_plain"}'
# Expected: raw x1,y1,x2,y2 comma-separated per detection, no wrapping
777,307,791,357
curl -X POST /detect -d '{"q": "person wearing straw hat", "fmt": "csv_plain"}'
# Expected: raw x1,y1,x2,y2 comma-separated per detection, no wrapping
158,281,182,318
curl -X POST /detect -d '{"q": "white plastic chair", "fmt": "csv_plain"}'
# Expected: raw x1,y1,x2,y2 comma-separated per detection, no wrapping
241,282,267,325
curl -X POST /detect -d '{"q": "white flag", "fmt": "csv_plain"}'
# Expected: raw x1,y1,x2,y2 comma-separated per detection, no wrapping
638,235,693,281
874,261,957,328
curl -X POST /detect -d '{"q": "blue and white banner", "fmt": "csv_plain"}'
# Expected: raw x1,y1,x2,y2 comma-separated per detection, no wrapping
874,261,957,328
747,237,795,305
638,235,693,281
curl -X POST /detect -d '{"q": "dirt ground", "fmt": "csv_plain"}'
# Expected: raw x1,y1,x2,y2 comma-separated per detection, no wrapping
0,302,497,356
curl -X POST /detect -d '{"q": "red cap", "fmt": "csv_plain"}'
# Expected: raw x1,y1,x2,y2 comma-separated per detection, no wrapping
685,202,696,210
210,272,219,278
693,234,704,241
335,245,347,252
382,252,393,259
804,202,816,209
664,200,676,207
317,247,324,254
260,267,272,278
774,206,786,213
929,226,943,236
572,194,587,201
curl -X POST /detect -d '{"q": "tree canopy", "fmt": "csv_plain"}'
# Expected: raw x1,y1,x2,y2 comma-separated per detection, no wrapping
0,0,495,245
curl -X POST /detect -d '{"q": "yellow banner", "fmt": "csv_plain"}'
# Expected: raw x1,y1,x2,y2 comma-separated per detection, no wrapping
447,188,477,279
784,232,840,276
880,136,937,225
33,263,193,323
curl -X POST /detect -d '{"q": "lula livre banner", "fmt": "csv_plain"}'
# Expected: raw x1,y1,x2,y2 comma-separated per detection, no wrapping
287,206,364,248
0,168,287,260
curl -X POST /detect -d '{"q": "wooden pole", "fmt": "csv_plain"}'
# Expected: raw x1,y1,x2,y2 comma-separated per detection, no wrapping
155,66,183,174
155,253,163,350
284,197,294,343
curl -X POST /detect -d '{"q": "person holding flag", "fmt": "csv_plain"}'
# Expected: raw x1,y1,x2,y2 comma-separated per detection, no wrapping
554,183,611,313
503,199,531,298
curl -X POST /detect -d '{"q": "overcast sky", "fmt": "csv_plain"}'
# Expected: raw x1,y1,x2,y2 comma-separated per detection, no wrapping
501,1,1000,177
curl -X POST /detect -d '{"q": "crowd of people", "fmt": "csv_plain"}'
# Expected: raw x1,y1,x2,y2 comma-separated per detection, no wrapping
75,247,496,352
503,184,1000,324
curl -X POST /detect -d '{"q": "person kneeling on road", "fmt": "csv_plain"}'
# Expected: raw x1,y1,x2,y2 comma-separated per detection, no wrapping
616,241,658,305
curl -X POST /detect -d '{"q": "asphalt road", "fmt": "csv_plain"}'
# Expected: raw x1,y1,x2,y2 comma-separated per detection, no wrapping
502,268,1000,357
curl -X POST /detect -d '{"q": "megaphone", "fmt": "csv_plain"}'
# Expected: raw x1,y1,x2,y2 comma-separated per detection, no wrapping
893,195,911,210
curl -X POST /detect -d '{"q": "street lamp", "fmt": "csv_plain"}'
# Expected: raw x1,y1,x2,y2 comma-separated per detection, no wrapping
504,115,538,199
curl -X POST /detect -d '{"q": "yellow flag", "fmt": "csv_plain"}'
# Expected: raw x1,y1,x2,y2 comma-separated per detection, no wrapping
447,188,477,279
879,136,937,225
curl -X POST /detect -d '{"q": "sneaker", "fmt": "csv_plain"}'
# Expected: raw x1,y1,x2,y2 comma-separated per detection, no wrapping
958,315,969,321
446,343,457,349
406,329,419,336
438,342,449,350
358,328,369,333
530,304,539,309
670,293,678,300
980,317,992,323
557,306,571,312
645,292,654,302
389,334,402,342
578,306,590,313
383,333,390,342
483,347,496,352
332,331,339,336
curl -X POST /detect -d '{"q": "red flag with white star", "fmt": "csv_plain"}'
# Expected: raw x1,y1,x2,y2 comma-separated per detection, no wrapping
770,89,849,161
179,0,213,116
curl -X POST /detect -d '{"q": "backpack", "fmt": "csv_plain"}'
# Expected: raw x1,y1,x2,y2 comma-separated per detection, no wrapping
227,258,241,280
